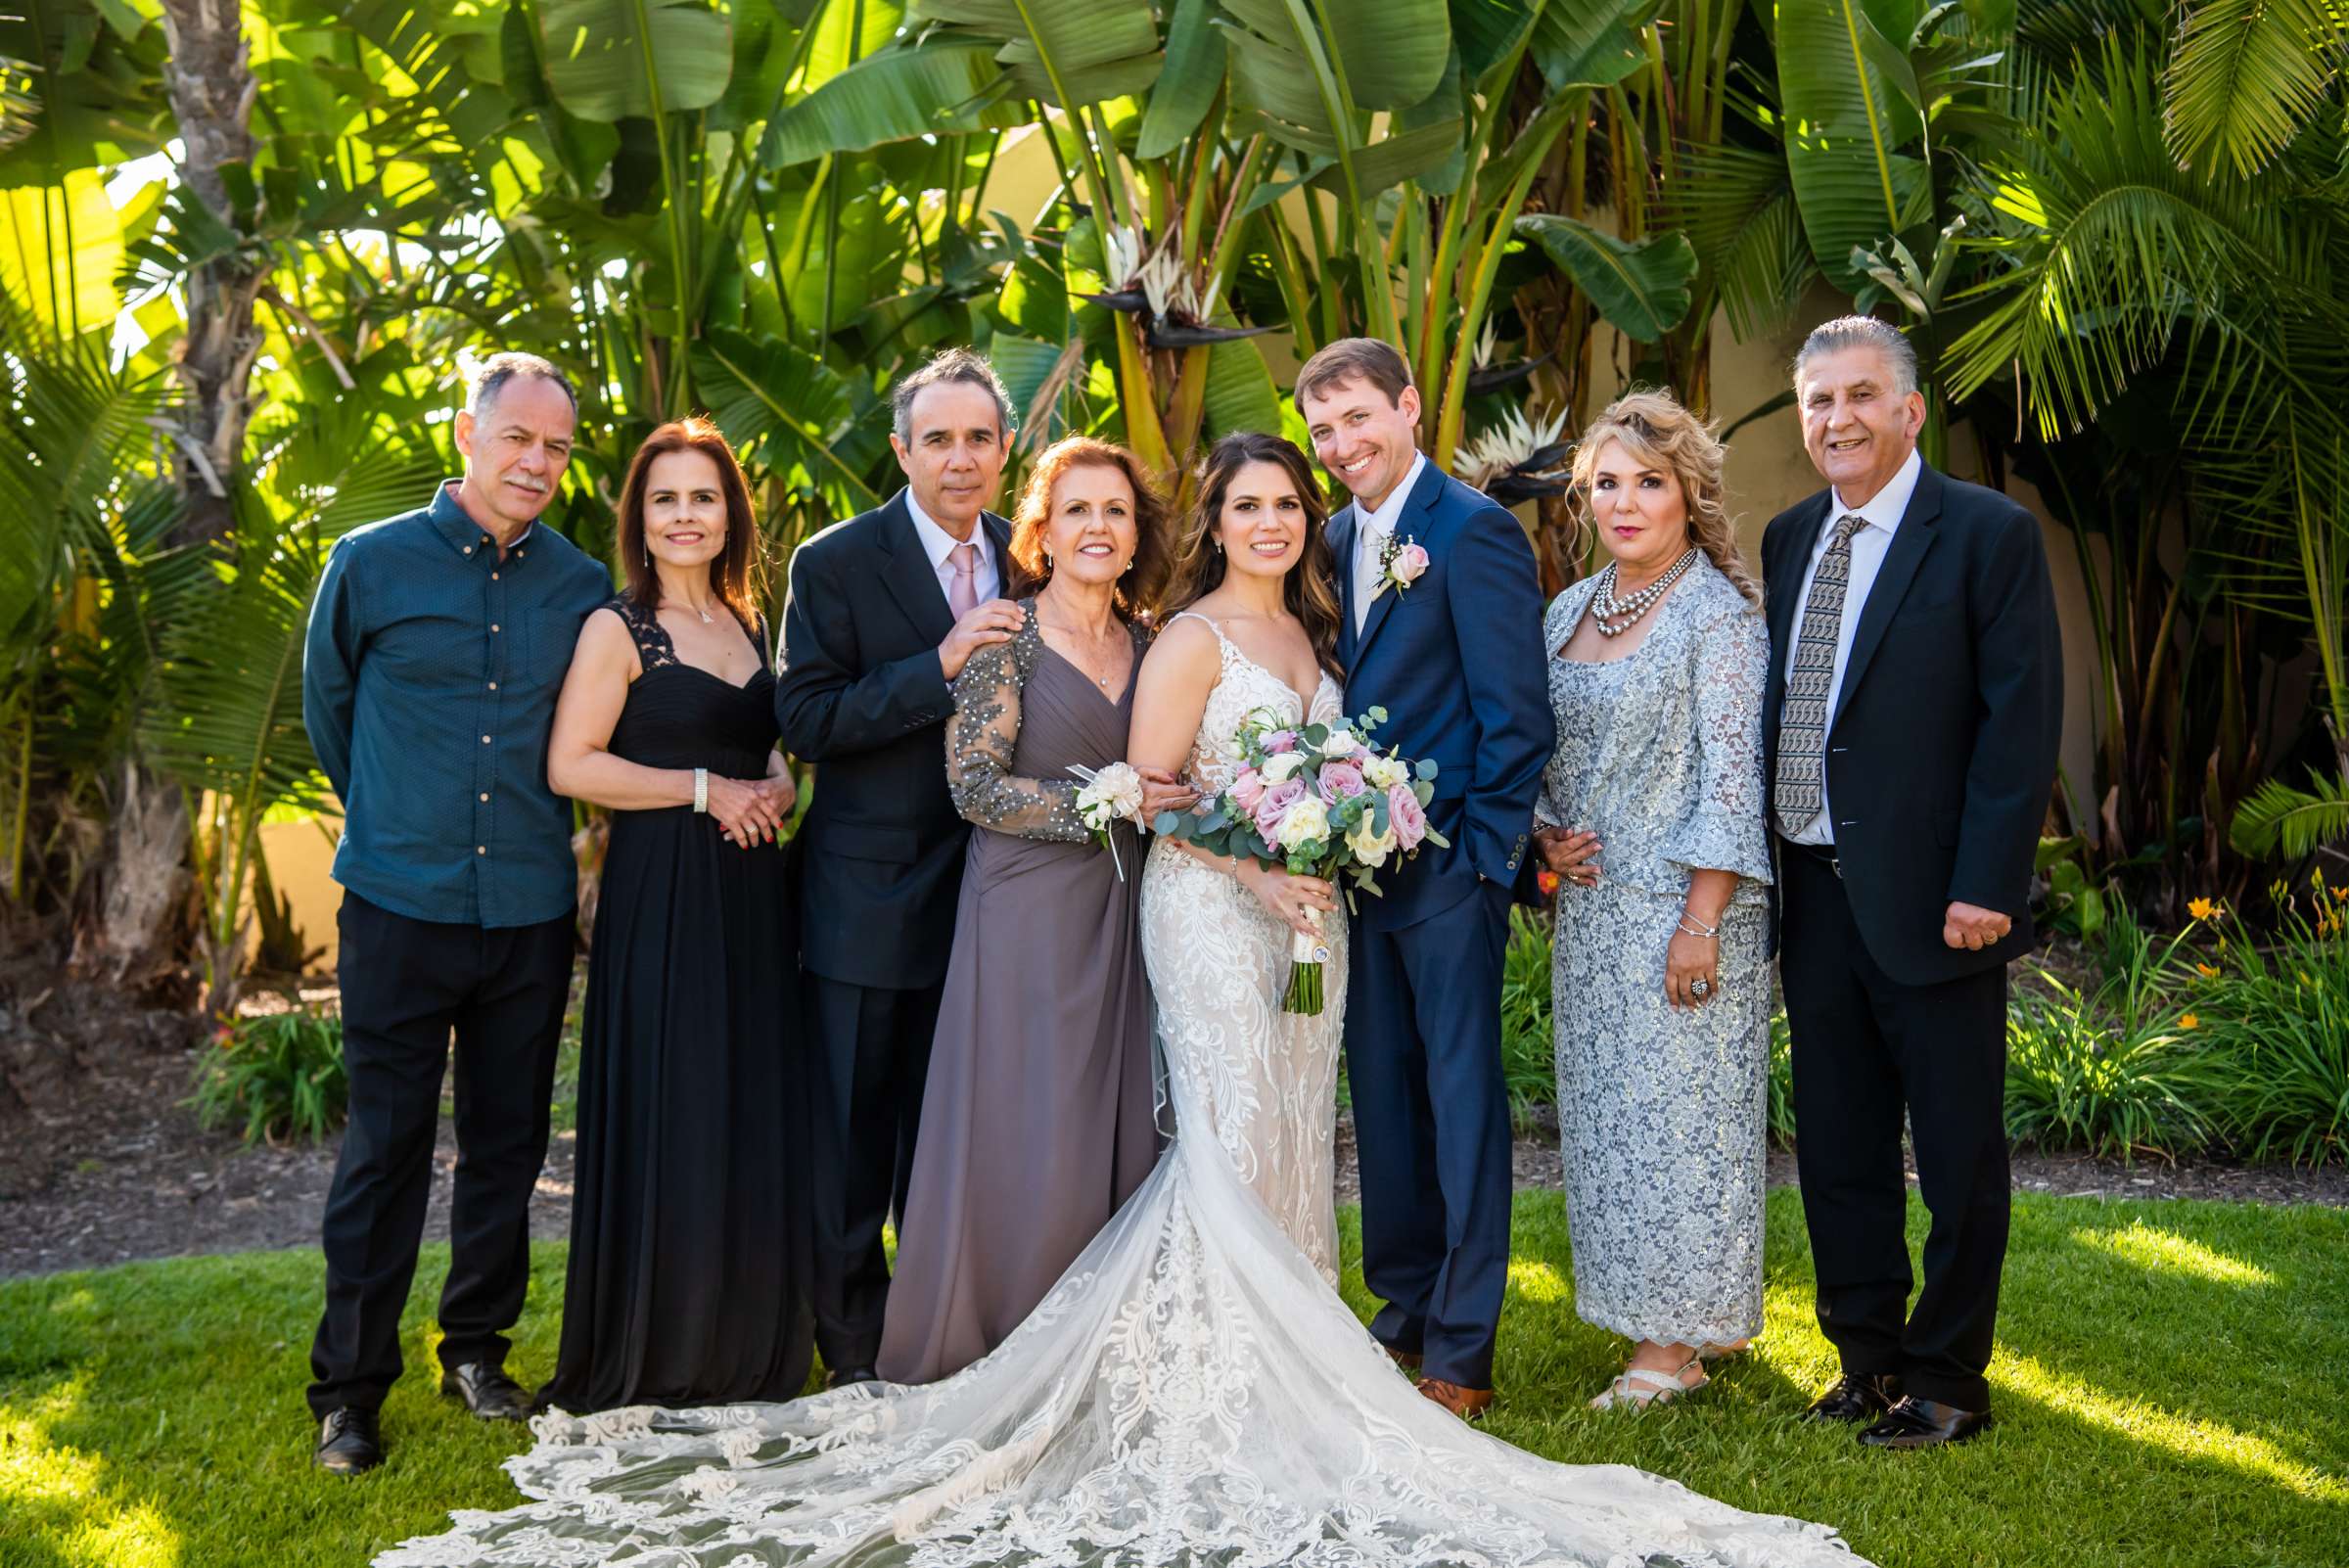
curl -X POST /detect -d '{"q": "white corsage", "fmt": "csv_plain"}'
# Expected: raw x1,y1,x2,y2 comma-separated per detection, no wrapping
1369,534,1430,603
1071,761,1146,879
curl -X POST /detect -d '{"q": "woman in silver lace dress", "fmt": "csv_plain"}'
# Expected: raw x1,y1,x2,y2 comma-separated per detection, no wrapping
1535,392,1774,1410
875,438,1171,1385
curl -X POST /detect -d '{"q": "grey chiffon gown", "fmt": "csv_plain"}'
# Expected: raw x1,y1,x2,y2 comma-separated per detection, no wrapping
875,598,1160,1385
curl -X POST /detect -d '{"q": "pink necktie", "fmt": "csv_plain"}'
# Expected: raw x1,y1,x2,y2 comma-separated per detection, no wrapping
947,541,981,618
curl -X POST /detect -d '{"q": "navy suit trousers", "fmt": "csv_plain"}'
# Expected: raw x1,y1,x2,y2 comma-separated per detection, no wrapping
1345,879,1516,1389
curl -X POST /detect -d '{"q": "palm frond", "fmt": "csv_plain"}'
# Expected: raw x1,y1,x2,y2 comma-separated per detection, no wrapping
2232,769,2349,856
2163,0,2348,179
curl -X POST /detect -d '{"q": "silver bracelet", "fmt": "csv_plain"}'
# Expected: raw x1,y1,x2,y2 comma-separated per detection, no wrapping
1678,909,1720,939
692,767,709,813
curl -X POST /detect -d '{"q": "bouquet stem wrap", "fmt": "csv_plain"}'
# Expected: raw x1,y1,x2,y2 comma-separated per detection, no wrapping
1284,908,1331,1015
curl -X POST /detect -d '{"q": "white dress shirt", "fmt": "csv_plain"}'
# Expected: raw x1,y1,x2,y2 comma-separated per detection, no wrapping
1351,451,1427,634
1779,447,1923,846
905,487,998,611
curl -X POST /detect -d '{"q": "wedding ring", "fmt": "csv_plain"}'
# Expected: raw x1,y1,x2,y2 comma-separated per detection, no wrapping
1689,978,1711,997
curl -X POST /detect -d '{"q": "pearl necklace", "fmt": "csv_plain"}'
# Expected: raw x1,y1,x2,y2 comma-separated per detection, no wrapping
1592,549,1699,637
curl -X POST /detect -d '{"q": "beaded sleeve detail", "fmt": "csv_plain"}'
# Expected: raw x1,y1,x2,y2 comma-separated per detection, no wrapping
944,601,1088,841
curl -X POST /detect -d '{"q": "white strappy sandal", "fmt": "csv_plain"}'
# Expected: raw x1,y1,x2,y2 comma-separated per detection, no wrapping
1589,1356,1709,1411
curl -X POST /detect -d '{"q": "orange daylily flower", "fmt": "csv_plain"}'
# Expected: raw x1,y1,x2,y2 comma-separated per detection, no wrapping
2188,897,2217,920
2195,962,2220,979
2178,1013,2200,1031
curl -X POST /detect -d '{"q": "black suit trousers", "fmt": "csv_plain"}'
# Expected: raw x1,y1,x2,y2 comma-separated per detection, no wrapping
1780,848,2009,1410
308,893,572,1418
803,972,943,1372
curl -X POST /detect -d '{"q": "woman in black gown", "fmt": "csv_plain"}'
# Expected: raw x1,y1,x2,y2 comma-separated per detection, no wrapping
540,417,811,1411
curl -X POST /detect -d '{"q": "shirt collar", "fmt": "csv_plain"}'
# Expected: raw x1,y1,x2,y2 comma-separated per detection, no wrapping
433,480,534,559
1359,451,1428,538
1830,447,1922,537
902,485,989,570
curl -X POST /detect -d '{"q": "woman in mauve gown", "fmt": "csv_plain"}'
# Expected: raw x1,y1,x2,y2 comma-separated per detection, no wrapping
874,435,1171,1385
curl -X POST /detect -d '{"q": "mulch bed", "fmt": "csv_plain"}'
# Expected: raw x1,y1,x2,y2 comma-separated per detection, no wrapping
4,979,2343,1279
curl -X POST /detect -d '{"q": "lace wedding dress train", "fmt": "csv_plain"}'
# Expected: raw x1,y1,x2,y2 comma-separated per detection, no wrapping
379,620,1865,1568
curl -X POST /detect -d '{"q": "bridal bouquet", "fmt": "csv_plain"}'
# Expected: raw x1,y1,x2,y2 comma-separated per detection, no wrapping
1156,707,1447,1014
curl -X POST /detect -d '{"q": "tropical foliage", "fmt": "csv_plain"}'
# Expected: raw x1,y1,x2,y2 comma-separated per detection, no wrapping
1,0,2345,1014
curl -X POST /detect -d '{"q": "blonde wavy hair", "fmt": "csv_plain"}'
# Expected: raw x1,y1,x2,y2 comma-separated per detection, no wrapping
1569,390,1759,606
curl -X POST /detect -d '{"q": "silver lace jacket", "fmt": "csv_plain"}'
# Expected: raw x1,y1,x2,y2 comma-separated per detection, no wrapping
1536,556,1773,907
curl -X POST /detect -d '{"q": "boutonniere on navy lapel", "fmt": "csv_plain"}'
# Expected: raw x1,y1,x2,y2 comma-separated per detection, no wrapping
1369,534,1430,604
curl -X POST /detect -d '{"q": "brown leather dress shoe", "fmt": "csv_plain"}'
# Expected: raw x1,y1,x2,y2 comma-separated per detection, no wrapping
1859,1396,1993,1450
1801,1371,1901,1424
1417,1379,1494,1420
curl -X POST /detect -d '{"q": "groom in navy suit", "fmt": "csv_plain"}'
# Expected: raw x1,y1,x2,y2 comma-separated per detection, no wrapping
1303,339,1552,1417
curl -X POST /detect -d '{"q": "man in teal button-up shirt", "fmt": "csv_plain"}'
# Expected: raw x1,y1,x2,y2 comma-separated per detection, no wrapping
299,353,609,1476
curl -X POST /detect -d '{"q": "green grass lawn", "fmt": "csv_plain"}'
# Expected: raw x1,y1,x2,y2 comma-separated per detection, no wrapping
3,1189,2344,1568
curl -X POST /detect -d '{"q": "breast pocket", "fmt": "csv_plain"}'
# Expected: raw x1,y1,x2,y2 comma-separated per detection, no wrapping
521,608,588,688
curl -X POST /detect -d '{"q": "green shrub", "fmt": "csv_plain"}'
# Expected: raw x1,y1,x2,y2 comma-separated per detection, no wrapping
1498,907,1555,1129
2197,877,2349,1165
1767,1010,1797,1150
2002,901,2231,1160
188,1008,348,1146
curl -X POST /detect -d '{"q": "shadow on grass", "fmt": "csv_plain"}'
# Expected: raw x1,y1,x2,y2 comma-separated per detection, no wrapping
3,1192,2345,1568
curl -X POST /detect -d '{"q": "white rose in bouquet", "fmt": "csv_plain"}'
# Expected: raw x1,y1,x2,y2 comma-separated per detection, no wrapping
1361,753,1409,790
1275,795,1329,850
1259,750,1310,784
1345,811,1397,867
1318,726,1366,759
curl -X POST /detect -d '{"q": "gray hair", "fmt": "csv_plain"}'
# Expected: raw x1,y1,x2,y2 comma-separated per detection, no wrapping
892,347,1014,443
1791,315,1918,398
469,351,578,418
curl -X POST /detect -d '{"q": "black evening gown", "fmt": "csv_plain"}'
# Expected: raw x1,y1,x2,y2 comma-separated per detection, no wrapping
538,597,814,1413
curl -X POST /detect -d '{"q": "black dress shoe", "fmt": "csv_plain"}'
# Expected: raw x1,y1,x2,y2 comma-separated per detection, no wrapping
1801,1371,1902,1424
314,1407,384,1475
825,1364,880,1390
441,1361,533,1422
1859,1396,1994,1449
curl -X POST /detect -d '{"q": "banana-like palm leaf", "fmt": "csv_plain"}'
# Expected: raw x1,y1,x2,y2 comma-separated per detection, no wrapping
762,42,1014,164
915,0,1162,108
1515,213,1698,343
690,326,880,516
535,0,734,121
1776,0,1933,292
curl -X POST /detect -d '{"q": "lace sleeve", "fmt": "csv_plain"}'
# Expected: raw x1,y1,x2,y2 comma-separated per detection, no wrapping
944,606,1087,842
1662,602,1773,887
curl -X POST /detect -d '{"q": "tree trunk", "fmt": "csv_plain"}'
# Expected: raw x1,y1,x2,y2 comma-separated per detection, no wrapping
158,0,264,547
78,0,266,994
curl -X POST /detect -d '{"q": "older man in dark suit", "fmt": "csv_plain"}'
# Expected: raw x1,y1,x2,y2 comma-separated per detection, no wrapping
1762,316,2062,1450
773,349,1024,1386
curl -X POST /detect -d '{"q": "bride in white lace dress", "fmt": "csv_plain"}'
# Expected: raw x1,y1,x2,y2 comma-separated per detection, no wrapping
379,434,1866,1568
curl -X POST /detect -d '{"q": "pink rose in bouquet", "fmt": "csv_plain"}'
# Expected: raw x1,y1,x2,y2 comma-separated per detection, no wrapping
1262,728,1300,755
1386,783,1429,851
1316,761,1366,804
1229,766,1267,812
1254,777,1307,838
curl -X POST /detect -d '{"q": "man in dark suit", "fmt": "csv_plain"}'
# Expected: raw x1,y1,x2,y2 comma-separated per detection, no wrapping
774,348,1023,1385
1762,315,2062,1449
1300,338,1552,1420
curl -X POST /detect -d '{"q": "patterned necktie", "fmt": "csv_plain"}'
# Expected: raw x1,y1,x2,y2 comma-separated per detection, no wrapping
947,541,980,619
1774,513,1868,837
